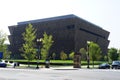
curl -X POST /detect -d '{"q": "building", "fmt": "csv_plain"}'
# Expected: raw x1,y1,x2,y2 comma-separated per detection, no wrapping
8,14,110,59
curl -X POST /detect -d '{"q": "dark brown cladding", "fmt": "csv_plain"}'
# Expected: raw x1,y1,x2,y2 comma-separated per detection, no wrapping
8,14,110,59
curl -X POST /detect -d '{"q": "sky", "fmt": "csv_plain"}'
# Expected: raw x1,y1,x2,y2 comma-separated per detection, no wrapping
0,0,120,48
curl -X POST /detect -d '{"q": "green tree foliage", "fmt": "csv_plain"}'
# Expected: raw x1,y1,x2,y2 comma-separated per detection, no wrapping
60,51,68,60
69,51,75,59
21,24,36,66
41,32,53,60
118,49,120,60
0,30,11,59
108,48,118,61
52,53,56,60
89,41,101,68
79,48,86,60
104,55,108,62
2,44,11,59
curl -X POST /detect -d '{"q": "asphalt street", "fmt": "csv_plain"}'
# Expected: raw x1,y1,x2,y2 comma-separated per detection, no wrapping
0,68,120,80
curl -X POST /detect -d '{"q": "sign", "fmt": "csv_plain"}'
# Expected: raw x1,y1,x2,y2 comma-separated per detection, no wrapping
73,52,81,68
0,52,3,59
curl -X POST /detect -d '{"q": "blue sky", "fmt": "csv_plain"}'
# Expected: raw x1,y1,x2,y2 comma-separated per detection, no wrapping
0,0,120,48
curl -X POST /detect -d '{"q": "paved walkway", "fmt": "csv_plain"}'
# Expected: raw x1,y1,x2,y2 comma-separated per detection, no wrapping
1,67,120,80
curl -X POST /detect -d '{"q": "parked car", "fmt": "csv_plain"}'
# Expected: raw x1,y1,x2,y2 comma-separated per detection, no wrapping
112,61,120,69
98,63,110,69
0,62,7,68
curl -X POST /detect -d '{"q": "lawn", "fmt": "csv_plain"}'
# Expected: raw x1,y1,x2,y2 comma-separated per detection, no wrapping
6,59,105,65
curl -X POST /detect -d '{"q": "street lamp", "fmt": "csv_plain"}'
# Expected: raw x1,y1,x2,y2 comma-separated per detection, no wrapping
36,38,42,69
87,41,90,68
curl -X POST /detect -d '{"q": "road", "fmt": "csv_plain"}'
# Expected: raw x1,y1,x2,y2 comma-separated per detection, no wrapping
0,68,120,80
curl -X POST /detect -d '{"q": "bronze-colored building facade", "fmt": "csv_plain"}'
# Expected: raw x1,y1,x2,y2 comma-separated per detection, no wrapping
8,14,110,59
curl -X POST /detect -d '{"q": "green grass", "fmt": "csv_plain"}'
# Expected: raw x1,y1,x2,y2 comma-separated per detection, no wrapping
50,60,73,63
5,59,107,69
6,59,105,65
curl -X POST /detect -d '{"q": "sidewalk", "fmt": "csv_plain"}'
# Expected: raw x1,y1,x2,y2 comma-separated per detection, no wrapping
7,64,80,70
51,66,80,70
7,63,98,70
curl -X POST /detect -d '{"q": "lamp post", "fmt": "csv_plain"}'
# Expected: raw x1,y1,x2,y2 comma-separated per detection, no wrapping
36,38,42,69
87,41,90,68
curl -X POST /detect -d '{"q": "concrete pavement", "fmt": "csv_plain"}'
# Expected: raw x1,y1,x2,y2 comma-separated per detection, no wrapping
0,67,120,80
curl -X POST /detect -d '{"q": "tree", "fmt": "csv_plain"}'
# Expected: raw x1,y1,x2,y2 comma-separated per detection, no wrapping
108,48,118,62
0,30,11,59
89,41,101,68
104,55,108,62
118,49,120,60
52,53,56,60
60,51,68,60
69,51,75,59
21,24,36,66
40,32,53,60
79,48,87,60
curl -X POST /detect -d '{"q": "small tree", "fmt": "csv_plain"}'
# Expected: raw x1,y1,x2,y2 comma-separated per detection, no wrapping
69,51,75,60
60,51,68,60
108,48,118,62
21,24,36,67
104,55,108,62
118,49,120,60
89,41,101,68
41,32,53,60
52,53,56,60
0,30,11,59
79,48,86,60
